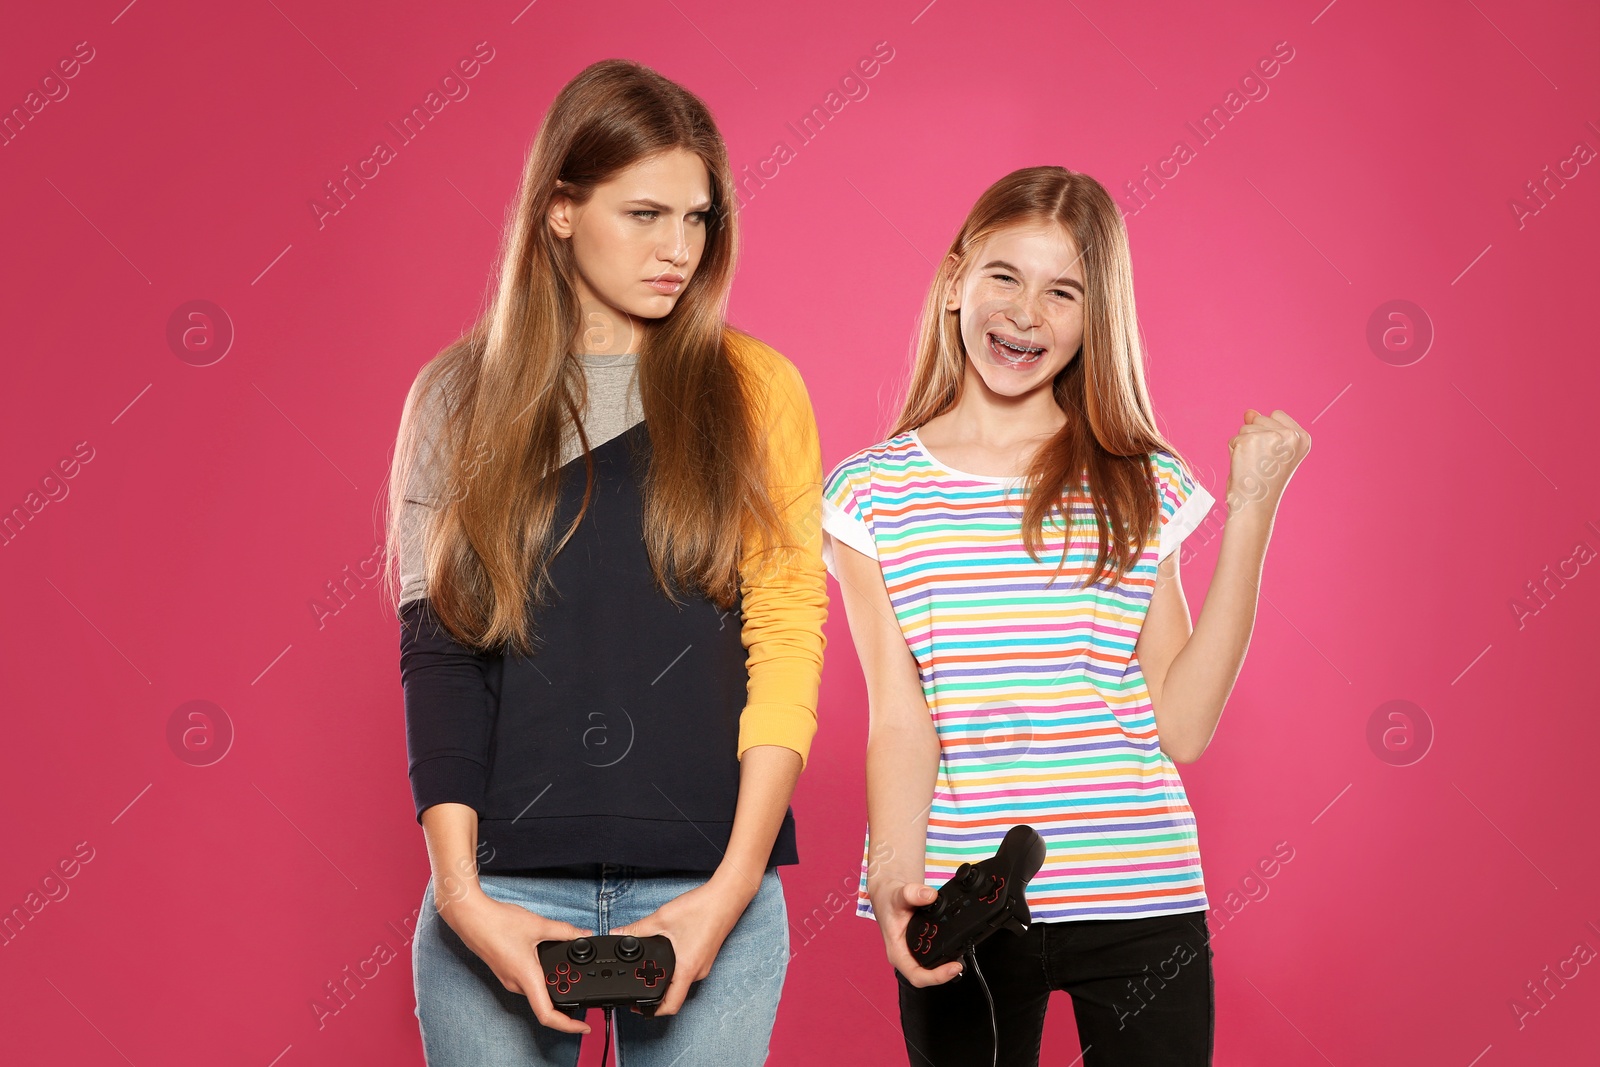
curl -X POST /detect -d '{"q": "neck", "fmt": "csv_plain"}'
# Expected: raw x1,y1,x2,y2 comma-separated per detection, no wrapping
939,361,1066,446
571,293,644,356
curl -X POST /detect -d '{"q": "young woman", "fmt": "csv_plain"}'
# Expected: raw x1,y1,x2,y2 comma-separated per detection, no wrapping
384,59,827,1066
821,166,1310,1066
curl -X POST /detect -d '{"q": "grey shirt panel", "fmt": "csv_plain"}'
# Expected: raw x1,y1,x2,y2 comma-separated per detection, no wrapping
397,353,644,606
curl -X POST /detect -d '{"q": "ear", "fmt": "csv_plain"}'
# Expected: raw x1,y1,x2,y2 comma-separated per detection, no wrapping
941,253,964,312
547,185,576,239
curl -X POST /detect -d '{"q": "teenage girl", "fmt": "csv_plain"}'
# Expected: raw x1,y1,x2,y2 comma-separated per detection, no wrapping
821,166,1310,1066
384,59,827,1066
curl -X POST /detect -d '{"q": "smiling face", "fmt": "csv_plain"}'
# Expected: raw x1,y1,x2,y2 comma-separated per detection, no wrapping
945,220,1086,398
547,146,713,354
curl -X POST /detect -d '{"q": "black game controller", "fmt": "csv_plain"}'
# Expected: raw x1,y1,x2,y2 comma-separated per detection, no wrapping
537,934,676,1013
904,824,1047,969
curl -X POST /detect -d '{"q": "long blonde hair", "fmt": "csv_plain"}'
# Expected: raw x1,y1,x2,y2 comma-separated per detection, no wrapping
892,165,1194,589
384,58,783,654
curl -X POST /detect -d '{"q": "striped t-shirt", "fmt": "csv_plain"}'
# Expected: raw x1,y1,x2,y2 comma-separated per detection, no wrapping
821,429,1217,923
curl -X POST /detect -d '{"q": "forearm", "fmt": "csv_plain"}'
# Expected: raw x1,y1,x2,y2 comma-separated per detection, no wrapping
712,744,804,903
420,802,489,921
865,715,940,893
419,801,593,1033
1161,502,1275,759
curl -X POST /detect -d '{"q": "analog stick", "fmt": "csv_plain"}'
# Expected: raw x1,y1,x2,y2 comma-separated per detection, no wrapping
616,935,643,961
568,938,595,964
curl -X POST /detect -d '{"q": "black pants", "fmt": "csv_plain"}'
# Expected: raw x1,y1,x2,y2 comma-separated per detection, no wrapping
897,908,1214,1066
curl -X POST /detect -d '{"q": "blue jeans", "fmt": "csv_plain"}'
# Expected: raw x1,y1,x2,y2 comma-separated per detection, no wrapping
413,864,790,1066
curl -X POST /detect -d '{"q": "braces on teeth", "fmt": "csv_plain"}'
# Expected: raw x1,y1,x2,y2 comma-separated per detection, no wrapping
991,334,1043,358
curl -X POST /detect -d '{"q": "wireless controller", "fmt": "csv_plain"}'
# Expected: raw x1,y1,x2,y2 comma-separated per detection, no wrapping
904,824,1047,969
537,934,676,1014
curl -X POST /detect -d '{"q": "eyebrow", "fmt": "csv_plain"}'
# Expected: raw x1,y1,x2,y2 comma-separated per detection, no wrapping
624,197,713,213
980,259,1084,292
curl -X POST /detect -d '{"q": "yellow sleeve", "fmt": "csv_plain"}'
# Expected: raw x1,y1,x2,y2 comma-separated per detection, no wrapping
731,332,829,769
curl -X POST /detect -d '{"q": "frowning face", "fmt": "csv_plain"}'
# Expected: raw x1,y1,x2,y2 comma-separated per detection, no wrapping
548,147,713,353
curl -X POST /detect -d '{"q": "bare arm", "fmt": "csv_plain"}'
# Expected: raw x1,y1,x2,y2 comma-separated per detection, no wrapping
716,745,803,896
1137,409,1311,763
830,536,964,986
420,801,485,919
1138,511,1270,763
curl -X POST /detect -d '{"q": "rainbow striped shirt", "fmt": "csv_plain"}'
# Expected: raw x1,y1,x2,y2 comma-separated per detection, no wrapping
821,430,1217,922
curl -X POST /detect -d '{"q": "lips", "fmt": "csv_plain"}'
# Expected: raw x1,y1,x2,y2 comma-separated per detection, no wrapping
986,331,1045,367
647,273,684,294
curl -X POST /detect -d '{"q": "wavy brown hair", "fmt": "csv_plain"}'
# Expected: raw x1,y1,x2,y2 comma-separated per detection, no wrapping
891,165,1196,589
384,58,784,654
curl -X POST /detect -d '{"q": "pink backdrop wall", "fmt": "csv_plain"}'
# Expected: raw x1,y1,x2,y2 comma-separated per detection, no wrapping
3,1,1596,1063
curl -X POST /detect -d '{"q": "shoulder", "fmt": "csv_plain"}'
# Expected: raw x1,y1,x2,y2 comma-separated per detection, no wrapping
723,327,818,432
1145,447,1214,525
725,327,803,391
403,356,468,434
398,366,464,481
823,433,917,492
1146,448,1184,475
1147,448,1198,491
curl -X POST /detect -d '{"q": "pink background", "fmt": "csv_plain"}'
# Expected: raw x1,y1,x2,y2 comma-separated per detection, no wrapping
2,0,1597,1064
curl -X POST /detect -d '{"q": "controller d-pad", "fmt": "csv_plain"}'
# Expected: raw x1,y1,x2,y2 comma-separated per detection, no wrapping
978,874,1006,904
635,960,666,988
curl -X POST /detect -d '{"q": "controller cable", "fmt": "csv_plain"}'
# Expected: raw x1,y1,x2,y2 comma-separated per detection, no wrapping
962,943,998,1067
598,1005,614,1067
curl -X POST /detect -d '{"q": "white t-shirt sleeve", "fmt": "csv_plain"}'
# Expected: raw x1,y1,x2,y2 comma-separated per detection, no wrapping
1154,452,1215,561
820,459,877,579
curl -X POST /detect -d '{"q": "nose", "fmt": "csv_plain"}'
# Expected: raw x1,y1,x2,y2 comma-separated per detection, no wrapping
660,222,690,265
1009,291,1042,332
